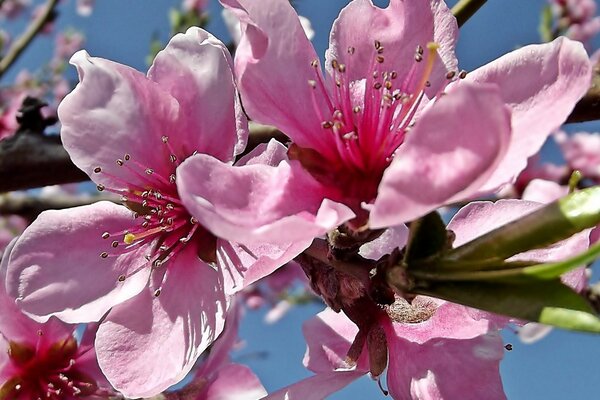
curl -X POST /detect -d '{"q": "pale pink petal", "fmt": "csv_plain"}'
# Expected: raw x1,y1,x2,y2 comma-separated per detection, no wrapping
466,37,592,192
148,27,247,160
554,131,600,179
385,327,506,400
389,299,494,344
262,370,365,400
177,153,354,245
95,245,227,398
58,50,181,190
521,179,568,203
217,239,313,295
370,82,512,228
5,202,151,323
326,0,458,94
518,323,553,344
219,0,327,147
235,139,289,167
303,308,367,373
202,363,267,400
359,224,409,260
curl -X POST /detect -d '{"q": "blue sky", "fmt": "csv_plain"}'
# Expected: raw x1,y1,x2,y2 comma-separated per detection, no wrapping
3,0,600,399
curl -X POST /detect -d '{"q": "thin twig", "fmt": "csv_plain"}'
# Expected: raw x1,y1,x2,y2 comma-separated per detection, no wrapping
451,0,488,27
0,0,59,79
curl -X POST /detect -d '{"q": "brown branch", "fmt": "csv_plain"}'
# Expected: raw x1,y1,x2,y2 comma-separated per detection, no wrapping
0,193,117,220
0,123,287,194
566,63,600,123
0,133,88,193
451,0,487,27
0,0,59,79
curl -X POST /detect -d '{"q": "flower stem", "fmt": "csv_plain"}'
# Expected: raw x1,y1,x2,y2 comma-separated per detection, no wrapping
0,0,59,79
451,0,488,27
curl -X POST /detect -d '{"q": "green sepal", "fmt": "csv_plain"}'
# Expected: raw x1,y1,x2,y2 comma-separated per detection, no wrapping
415,279,600,333
445,186,600,262
404,211,448,264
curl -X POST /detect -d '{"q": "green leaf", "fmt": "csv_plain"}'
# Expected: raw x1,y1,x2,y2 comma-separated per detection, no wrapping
411,240,600,282
445,186,600,262
415,279,600,333
539,4,554,42
404,211,448,263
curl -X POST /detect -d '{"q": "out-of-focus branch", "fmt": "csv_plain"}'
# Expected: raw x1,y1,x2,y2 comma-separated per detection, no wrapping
0,133,88,192
566,63,600,123
0,193,117,220
0,0,59,79
451,0,487,27
0,122,287,193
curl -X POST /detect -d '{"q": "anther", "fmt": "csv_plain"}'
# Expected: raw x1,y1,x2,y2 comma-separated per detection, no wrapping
166,203,174,210
505,343,513,351
416,45,424,55
384,80,392,90
93,167,102,173
169,154,177,163
331,59,339,70
446,70,456,79
347,46,355,55
459,70,468,79
338,64,346,73
152,259,163,268
415,53,423,62
124,154,131,161
120,196,128,202
96,184,105,192
145,168,154,175
390,71,398,79
190,217,198,225
169,174,176,184
100,252,108,259
37,329,43,336
376,55,385,63
154,289,161,297
118,275,126,282
161,135,169,143
308,79,317,88
373,71,379,79
111,241,119,248
425,80,431,87
159,245,169,252
116,159,124,166
310,59,318,68
353,106,361,113
142,191,149,198
373,82,382,90
374,40,382,50
102,232,110,239
321,121,333,129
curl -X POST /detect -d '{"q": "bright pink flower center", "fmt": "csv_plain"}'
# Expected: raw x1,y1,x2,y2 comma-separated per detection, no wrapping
1,334,101,399
93,135,216,296
290,41,459,220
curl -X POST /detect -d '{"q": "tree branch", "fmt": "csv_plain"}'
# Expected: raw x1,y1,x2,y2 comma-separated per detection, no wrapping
566,62,600,123
451,0,487,27
0,0,59,79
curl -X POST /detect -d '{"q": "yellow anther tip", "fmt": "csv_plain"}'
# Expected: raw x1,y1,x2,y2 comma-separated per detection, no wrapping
426,42,440,51
123,233,136,245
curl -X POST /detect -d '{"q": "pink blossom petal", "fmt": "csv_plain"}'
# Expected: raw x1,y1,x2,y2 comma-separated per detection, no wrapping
148,27,247,160
358,224,409,260
518,323,553,344
326,0,458,94
217,239,313,295
95,245,227,398
58,50,181,190
302,308,365,373
219,0,327,147
384,326,506,400
521,179,568,203
466,37,592,192
202,363,267,400
370,82,512,228
177,153,354,245
263,370,365,400
5,202,151,323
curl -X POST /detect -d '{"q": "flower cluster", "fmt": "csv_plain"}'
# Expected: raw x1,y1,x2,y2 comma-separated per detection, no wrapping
0,0,597,399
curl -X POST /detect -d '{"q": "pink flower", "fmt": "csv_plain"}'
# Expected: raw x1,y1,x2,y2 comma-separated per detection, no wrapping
76,0,94,17
0,240,114,399
182,0,208,13
54,31,85,63
3,27,303,397
550,0,600,44
0,0,29,20
265,198,590,400
177,0,591,289
554,130,600,182
165,305,267,400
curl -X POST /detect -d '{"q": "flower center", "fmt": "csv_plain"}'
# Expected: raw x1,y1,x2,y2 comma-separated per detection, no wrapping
1,333,101,399
93,135,216,297
290,40,463,212
385,296,437,324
